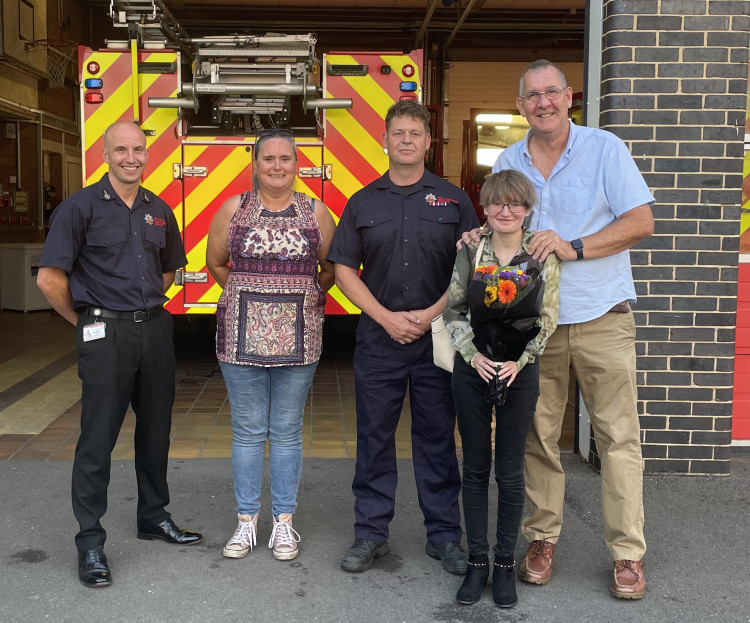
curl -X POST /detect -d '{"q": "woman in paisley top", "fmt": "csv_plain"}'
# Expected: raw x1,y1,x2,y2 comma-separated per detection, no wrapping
443,170,560,608
206,129,336,562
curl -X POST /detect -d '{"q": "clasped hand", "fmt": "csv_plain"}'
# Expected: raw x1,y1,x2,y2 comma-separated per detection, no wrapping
472,352,519,385
385,310,427,344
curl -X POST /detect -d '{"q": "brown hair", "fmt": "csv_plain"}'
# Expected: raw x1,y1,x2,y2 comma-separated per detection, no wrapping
384,100,431,134
254,129,297,163
479,169,537,208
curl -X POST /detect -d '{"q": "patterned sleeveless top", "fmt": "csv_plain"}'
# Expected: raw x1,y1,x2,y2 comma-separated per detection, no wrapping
216,191,326,366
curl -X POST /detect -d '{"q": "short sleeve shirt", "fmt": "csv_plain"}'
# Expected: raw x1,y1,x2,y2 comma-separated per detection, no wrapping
327,170,480,312
494,121,654,324
39,173,187,311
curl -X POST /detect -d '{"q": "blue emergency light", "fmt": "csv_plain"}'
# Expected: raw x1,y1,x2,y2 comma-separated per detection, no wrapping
85,78,103,89
400,82,417,92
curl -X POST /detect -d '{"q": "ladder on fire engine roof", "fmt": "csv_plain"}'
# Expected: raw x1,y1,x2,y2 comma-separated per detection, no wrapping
107,0,352,118
109,0,192,58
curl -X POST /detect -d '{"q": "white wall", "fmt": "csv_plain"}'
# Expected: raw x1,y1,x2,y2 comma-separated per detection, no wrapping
443,61,584,186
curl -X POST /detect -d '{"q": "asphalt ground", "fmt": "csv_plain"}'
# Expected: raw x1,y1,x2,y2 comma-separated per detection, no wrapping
2,455,749,623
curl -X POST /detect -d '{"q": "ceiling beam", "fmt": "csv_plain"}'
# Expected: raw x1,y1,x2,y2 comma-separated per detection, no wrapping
413,0,441,50
445,0,480,49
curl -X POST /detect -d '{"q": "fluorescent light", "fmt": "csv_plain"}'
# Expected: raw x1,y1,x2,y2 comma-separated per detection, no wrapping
475,113,514,124
477,148,503,166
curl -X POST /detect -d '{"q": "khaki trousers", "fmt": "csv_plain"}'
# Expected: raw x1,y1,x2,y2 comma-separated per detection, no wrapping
522,310,646,561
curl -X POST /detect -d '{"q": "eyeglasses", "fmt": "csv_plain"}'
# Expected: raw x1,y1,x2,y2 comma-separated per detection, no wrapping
520,87,566,104
486,202,526,215
256,128,295,140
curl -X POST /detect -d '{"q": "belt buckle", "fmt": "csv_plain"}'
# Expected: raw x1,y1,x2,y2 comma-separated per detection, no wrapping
133,310,148,323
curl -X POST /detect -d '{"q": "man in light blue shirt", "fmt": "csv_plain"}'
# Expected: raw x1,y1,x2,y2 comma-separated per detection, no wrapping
492,59,654,600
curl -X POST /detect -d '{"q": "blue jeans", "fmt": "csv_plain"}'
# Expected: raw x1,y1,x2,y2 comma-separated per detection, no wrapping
219,361,318,517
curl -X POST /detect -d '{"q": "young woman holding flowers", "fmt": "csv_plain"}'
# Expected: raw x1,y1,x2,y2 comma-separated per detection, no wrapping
443,170,560,608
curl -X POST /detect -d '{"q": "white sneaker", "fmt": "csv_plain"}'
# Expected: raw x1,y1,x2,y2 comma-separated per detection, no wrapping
268,513,300,560
223,514,258,558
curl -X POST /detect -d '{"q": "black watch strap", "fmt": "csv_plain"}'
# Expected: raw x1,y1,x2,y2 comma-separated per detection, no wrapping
571,238,584,260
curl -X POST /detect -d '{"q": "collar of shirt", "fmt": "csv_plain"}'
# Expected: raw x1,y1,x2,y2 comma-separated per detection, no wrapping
374,170,440,194
521,119,577,166
97,173,151,207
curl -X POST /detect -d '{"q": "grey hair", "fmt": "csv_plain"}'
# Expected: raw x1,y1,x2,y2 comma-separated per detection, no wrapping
518,59,568,97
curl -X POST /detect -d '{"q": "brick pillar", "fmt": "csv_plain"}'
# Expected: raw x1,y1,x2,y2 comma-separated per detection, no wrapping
600,0,750,474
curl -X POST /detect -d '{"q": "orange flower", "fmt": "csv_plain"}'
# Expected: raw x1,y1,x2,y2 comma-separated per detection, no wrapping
497,279,517,304
475,265,498,275
484,285,498,305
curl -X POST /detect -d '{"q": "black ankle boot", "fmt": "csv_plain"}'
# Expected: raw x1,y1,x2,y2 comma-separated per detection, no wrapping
493,555,518,608
456,555,489,605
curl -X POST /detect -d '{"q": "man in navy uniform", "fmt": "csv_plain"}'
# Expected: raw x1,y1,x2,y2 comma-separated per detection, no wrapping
328,100,479,575
38,120,202,588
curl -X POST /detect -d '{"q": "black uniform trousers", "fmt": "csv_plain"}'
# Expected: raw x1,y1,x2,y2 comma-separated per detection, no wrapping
452,354,538,558
351,315,462,545
73,310,175,551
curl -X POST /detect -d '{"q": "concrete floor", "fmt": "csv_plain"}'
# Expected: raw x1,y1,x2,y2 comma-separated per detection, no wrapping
1,456,748,622
1,310,748,622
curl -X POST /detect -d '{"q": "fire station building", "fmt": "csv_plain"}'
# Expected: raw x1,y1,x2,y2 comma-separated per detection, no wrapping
0,0,748,474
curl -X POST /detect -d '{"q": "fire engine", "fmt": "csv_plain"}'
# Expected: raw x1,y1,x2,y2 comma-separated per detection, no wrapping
79,0,423,315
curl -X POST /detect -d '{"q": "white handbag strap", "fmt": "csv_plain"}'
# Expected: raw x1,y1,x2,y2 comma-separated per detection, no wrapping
474,236,487,271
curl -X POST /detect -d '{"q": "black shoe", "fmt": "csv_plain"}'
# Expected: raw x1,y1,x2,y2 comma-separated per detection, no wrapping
426,541,468,576
456,555,489,604
341,538,389,572
137,518,203,545
493,555,518,608
78,547,112,588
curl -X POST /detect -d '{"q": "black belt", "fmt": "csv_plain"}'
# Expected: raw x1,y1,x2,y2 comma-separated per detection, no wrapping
87,306,163,322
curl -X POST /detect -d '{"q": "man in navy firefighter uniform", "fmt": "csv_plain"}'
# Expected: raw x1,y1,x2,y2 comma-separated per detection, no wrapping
38,120,202,588
328,100,479,575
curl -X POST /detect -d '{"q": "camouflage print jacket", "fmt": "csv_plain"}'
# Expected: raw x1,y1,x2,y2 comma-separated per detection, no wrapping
443,228,560,371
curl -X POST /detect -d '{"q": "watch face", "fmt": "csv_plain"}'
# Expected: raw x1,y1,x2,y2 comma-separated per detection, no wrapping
572,239,582,249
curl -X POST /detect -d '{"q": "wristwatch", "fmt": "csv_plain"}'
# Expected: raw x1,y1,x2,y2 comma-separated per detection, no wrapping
570,238,584,260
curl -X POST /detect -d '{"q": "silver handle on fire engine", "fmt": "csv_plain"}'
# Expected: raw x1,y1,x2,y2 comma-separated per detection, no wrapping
193,83,317,96
150,97,196,109
299,165,332,180
303,98,352,111
150,85,352,111
175,270,209,284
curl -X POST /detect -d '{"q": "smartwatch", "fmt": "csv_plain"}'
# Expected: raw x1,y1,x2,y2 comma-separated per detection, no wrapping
571,238,584,260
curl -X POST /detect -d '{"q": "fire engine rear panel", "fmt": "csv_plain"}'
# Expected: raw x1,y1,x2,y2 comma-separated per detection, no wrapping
80,46,423,315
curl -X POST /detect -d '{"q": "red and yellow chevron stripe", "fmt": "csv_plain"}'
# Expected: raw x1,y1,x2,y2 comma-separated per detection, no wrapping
80,47,423,315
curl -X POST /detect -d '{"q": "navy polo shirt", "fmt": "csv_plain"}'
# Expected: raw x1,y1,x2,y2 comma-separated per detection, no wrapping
328,170,479,312
40,174,187,312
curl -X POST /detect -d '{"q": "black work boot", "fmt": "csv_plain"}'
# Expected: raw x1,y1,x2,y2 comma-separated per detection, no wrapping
493,555,518,608
456,554,489,604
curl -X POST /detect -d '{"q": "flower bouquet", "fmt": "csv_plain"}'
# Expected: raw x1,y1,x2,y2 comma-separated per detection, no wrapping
469,260,544,364
473,264,535,308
